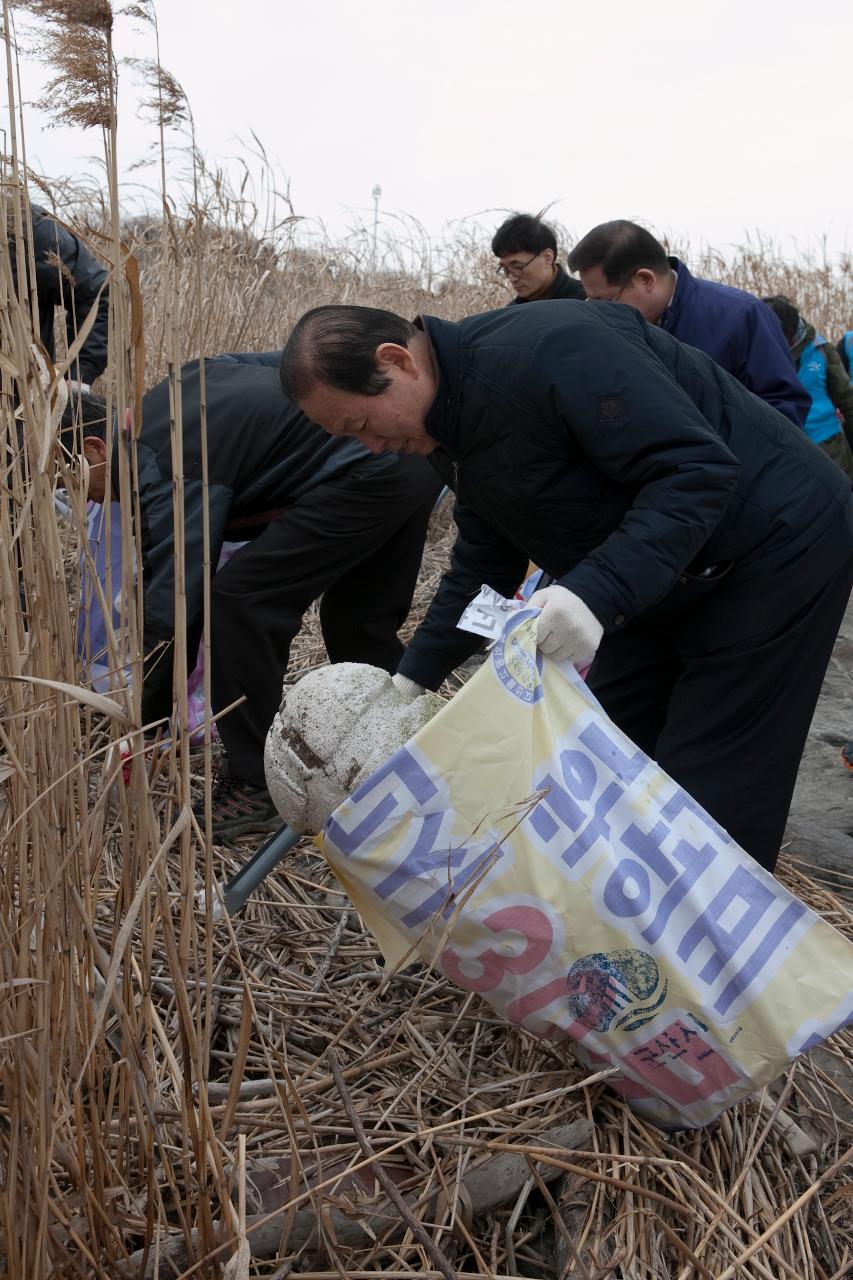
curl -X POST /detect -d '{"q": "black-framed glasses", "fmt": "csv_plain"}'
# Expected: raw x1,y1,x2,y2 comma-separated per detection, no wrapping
496,251,542,279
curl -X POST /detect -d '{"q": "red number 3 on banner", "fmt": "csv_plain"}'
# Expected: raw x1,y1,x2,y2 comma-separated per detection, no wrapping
441,905,553,993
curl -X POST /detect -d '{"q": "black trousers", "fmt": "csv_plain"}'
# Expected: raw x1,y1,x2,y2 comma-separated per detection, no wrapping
210,456,442,785
587,501,853,871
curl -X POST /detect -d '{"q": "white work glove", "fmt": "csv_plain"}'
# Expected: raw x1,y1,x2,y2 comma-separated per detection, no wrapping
391,672,426,702
530,585,604,666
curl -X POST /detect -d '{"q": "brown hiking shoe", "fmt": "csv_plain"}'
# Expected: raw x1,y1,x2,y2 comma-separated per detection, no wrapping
198,776,279,842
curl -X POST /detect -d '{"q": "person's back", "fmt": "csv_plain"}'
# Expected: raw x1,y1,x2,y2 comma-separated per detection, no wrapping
8,204,110,386
71,351,441,833
660,267,805,412
568,219,810,427
136,352,389,660
422,299,847,613
138,353,371,519
637,307,849,531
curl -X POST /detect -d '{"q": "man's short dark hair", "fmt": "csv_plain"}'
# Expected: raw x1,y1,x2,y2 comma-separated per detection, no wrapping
281,305,417,400
761,295,799,343
567,220,669,285
59,388,108,456
491,213,558,259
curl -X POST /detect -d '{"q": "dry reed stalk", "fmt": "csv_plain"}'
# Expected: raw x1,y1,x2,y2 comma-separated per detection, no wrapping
0,3,238,1274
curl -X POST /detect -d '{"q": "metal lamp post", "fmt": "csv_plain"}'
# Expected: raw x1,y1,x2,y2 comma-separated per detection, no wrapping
372,183,381,273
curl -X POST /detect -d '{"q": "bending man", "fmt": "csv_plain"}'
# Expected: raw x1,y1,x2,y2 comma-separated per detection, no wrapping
568,220,809,427
280,302,853,873
65,351,441,839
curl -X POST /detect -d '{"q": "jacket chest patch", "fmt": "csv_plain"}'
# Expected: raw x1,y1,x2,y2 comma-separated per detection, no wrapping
597,396,625,424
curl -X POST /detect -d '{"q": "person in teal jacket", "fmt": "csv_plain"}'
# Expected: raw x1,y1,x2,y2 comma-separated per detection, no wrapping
763,297,853,479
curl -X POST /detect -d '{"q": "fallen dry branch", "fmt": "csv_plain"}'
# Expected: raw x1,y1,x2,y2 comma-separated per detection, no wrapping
120,1118,596,1277
328,1046,458,1280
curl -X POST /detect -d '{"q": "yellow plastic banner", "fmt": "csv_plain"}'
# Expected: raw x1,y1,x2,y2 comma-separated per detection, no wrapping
318,609,853,1128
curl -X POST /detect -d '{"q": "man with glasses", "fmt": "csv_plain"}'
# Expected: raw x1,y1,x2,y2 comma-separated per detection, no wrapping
492,212,585,303
569,220,809,427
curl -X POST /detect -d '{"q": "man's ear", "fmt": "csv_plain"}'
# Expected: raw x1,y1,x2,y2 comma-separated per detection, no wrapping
375,342,418,377
543,248,556,267
82,435,107,466
635,268,660,292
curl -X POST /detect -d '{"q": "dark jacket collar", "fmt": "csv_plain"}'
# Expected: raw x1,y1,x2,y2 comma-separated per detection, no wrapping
416,314,464,452
509,263,583,304
659,256,692,331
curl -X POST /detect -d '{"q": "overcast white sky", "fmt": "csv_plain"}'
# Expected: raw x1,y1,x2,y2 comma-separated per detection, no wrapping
8,0,853,260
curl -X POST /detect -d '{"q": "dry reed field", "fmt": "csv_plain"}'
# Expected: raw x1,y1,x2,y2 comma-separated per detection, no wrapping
1,2,852,1277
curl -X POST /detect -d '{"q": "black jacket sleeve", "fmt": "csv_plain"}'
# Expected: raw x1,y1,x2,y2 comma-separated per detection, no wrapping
397,497,529,689
525,326,741,628
32,209,110,383
837,336,852,376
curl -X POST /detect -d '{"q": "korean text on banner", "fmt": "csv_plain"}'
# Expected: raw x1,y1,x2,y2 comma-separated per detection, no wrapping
318,606,853,1129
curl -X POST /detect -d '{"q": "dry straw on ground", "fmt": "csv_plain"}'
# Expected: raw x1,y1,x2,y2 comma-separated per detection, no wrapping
0,2,852,1276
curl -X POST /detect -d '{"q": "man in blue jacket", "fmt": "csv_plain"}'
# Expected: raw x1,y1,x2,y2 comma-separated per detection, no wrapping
568,221,810,428
64,352,441,838
281,301,853,873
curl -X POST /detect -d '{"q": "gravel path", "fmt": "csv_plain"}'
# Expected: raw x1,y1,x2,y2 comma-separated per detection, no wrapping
785,592,853,887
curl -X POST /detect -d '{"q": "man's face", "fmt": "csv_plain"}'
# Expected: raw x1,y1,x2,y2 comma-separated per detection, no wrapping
82,436,108,502
497,248,555,299
299,343,438,456
578,264,671,323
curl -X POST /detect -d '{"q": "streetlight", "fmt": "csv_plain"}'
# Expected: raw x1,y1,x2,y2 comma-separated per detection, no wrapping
372,184,382,273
